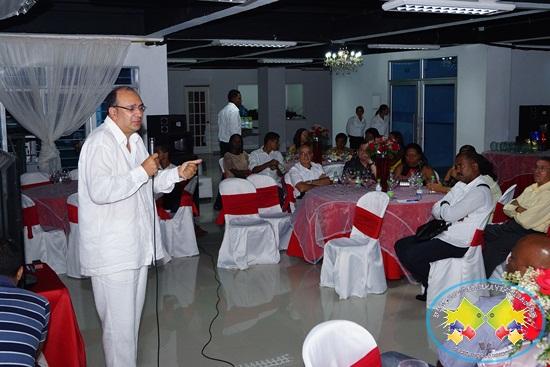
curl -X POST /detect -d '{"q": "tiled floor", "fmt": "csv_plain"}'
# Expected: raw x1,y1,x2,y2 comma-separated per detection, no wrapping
61,154,438,366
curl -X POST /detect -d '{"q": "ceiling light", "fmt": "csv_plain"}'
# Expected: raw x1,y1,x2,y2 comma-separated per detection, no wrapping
211,39,297,48
258,58,314,64
382,0,515,15
368,44,441,50
324,48,363,74
167,58,198,63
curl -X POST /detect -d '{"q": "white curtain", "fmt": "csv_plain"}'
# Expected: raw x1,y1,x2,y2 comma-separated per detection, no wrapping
0,36,130,172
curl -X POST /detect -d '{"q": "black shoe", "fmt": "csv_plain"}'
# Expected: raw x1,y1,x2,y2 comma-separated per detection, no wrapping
415,293,426,302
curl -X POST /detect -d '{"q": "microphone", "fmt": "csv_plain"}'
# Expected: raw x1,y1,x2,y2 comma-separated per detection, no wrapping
149,137,155,155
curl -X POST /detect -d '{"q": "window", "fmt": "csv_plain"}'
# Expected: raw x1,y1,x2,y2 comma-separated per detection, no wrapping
390,60,421,81
424,57,457,79
285,84,304,119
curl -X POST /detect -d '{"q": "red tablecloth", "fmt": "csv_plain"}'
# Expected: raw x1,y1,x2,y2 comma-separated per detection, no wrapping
289,185,444,282
483,152,545,195
22,181,78,233
29,263,86,367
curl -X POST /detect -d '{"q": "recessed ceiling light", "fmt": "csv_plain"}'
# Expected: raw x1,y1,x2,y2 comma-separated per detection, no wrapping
382,0,515,15
211,39,297,48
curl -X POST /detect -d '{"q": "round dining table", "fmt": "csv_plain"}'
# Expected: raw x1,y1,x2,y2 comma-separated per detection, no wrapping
22,181,78,233
288,184,444,281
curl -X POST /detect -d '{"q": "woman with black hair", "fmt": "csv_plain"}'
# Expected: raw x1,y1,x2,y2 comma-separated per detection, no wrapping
369,104,389,137
287,128,311,157
393,143,435,183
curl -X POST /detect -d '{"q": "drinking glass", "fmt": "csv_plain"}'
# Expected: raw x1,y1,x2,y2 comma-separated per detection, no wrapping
398,360,429,367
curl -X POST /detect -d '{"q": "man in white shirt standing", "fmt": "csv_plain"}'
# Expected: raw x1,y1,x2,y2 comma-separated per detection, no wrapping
217,89,242,156
78,86,201,367
346,105,367,150
249,131,284,183
288,144,331,198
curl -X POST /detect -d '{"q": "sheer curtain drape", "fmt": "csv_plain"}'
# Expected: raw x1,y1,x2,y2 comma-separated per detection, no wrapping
0,36,130,172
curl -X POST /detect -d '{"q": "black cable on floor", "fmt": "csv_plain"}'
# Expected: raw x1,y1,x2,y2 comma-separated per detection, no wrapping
198,243,235,367
151,177,160,367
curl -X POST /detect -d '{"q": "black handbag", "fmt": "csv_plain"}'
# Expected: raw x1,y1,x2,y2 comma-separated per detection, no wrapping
415,219,450,241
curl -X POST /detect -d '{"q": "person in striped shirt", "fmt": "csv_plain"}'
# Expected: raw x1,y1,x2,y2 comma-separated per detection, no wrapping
0,238,50,366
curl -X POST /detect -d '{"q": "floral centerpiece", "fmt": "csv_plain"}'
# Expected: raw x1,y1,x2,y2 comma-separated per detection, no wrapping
309,124,329,163
366,136,401,191
504,267,550,365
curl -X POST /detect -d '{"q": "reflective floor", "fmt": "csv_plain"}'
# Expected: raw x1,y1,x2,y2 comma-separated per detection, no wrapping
61,154,438,366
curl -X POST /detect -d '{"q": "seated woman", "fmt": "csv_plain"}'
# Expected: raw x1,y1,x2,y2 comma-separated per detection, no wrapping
325,133,352,161
343,141,377,179
223,134,251,178
388,130,405,172
364,127,380,143
393,143,435,184
287,128,311,157
288,144,331,197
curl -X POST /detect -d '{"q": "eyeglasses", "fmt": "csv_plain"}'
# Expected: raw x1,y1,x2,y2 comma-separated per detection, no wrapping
112,104,147,113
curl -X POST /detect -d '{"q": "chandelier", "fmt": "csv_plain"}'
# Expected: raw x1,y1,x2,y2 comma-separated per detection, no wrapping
324,48,363,74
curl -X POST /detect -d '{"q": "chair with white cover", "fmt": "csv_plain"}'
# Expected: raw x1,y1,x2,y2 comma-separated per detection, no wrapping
66,193,85,278
491,184,517,224
246,174,292,250
217,178,279,270
20,172,50,189
320,192,390,299
282,172,296,213
21,194,67,274
219,157,226,178
157,191,199,258
427,224,489,309
302,320,381,367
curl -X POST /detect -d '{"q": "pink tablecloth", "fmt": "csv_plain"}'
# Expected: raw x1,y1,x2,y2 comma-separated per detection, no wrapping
290,185,444,281
22,181,78,233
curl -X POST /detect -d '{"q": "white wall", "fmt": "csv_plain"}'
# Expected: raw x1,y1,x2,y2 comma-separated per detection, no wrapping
124,43,169,126
168,68,332,151
332,44,490,153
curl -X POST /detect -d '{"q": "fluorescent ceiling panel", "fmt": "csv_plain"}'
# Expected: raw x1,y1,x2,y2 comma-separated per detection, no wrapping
382,0,515,15
211,39,297,47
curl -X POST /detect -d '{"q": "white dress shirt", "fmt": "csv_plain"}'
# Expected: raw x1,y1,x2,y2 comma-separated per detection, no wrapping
78,116,181,276
217,102,241,143
346,115,367,137
288,162,326,197
432,175,494,248
248,147,284,182
369,114,388,137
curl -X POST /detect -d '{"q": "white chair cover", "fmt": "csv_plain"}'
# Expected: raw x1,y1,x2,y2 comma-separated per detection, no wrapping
158,193,199,258
320,192,390,299
217,178,279,270
20,172,50,188
323,163,345,179
21,194,67,274
427,226,489,309
283,172,296,213
219,157,225,176
198,175,213,199
66,193,84,278
69,169,79,181
302,320,381,367
246,174,292,250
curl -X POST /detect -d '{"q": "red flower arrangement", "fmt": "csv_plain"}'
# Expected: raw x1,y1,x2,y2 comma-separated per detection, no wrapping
366,136,401,158
309,124,329,139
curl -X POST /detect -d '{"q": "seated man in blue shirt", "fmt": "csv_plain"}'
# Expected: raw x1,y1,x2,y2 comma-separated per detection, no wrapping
0,238,50,367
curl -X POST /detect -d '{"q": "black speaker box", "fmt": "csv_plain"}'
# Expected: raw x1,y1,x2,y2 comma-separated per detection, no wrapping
147,114,187,140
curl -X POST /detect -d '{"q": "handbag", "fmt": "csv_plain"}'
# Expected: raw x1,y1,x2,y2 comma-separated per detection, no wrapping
415,219,450,242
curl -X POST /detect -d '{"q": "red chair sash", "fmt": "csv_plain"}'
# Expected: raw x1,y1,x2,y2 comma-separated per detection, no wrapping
350,347,381,367
353,206,384,239
179,191,199,217
22,206,39,239
491,202,509,224
21,181,51,190
470,229,484,247
215,193,258,225
256,186,281,209
67,204,78,224
282,184,296,213
155,199,172,220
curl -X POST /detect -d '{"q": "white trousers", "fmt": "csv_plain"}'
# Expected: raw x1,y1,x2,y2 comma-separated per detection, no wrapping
91,266,148,367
